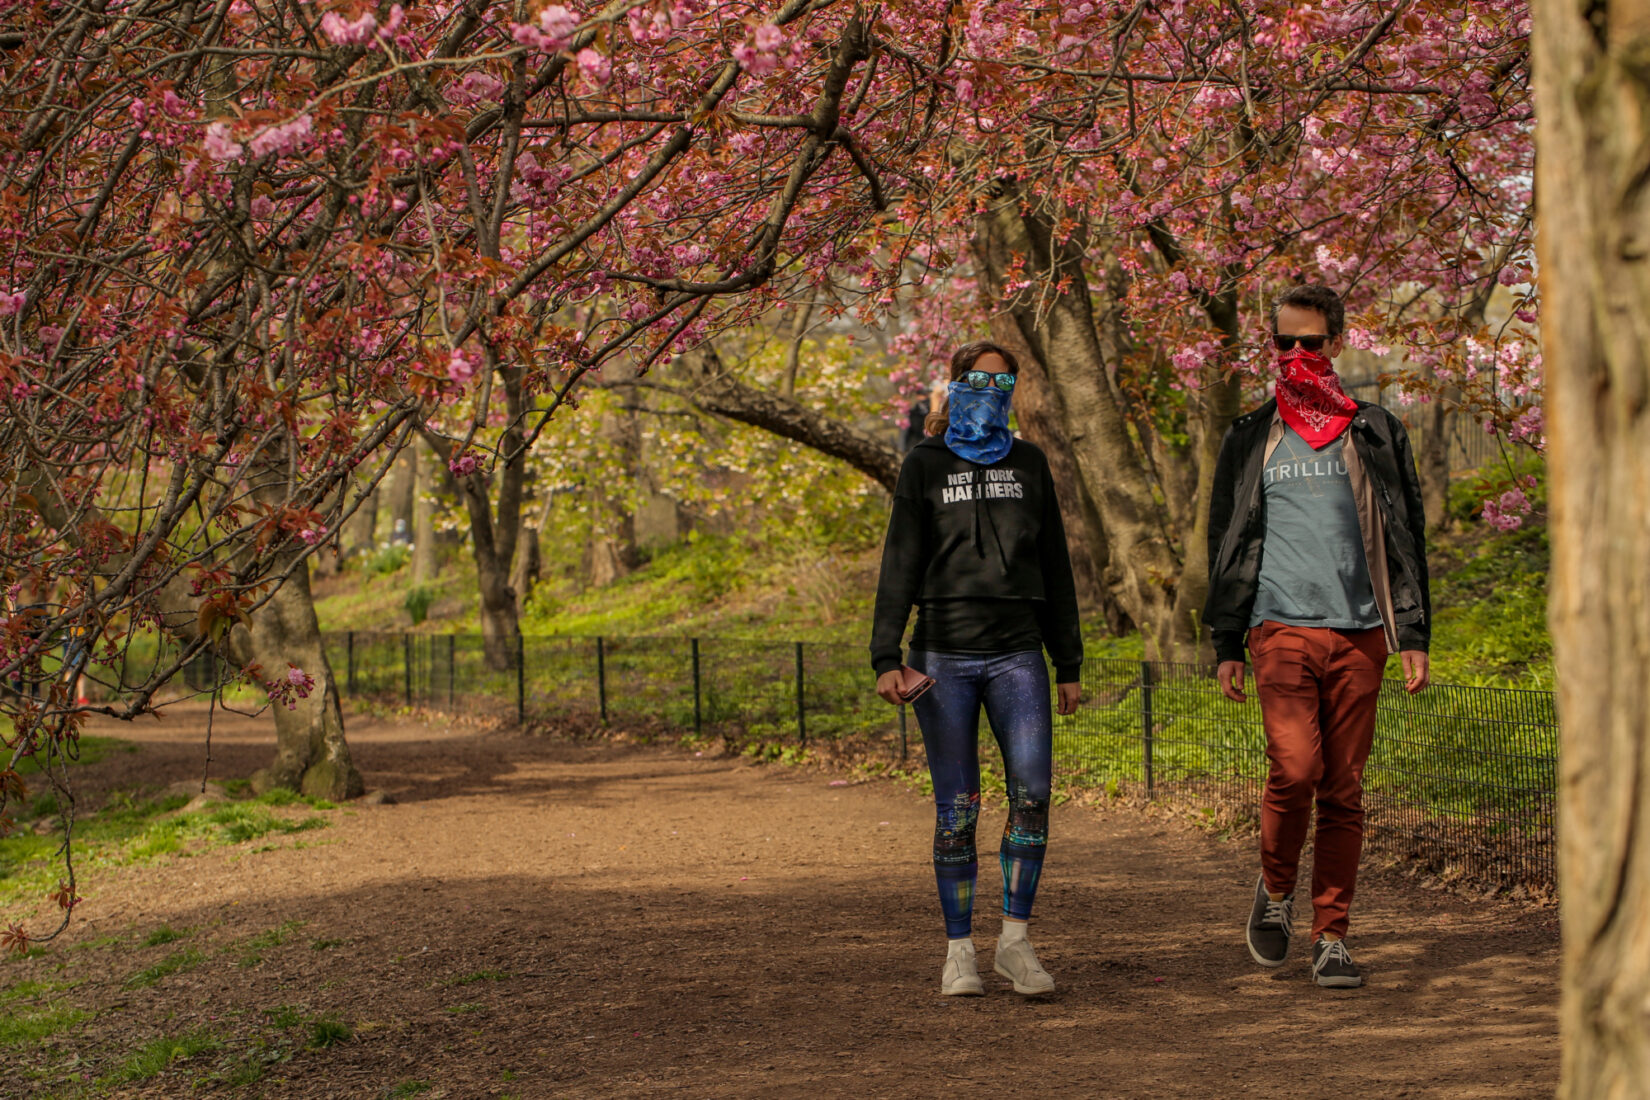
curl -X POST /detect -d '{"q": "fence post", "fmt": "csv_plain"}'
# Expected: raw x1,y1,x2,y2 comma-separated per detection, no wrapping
899,703,908,764
346,631,355,696
1141,660,1155,798
403,634,412,707
596,636,608,726
795,641,806,745
516,633,526,723
447,634,456,707
691,638,702,737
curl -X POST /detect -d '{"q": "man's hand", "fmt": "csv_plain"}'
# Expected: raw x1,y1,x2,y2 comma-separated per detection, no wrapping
1401,650,1430,695
1218,660,1248,702
1056,681,1080,716
875,670,906,706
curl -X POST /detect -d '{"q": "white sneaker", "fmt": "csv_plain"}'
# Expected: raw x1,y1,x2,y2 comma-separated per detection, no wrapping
941,941,985,996
993,936,1055,995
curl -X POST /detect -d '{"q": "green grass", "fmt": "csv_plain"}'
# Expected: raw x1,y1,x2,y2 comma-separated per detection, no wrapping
123,947,204,989
385,1081,432,1098
0,978,85,1049
445,1002,486,1015
2,778,334,908
238,920,306,967
99,1030,223,1086
143,925,186,947
306,1013,351,1048
0,1000,89,1047
445,969,509,986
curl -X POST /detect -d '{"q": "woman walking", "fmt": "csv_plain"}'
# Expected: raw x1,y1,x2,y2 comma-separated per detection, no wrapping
870,341,1082,996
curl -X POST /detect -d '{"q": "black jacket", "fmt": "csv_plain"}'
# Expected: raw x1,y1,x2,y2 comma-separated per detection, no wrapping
869,436,1083,680
1203,399,1431,665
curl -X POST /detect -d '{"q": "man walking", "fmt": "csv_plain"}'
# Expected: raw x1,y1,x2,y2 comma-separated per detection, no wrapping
1204,284,1432,989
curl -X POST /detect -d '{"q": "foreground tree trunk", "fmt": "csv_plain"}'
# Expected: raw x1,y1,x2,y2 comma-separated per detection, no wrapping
234,559,364,801
973,187,1188,657
971,249,1133,634
1532,3,1650,1095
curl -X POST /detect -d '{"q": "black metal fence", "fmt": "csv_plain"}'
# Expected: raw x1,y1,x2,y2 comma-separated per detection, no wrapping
324,631,1557,889
1344,380,1507,473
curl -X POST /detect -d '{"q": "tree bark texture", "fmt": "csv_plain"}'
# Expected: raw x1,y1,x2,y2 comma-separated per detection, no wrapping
346,485,378,559
234,559,363,801
970,237,1134,634
411,437,439,584
587,408,642,589
421,365,529,671
1533,3,1650,1095
385,443,416,547
973,187,1188,657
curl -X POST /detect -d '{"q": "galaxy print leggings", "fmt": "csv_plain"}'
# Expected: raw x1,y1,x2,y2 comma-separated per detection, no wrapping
908,649,1052,938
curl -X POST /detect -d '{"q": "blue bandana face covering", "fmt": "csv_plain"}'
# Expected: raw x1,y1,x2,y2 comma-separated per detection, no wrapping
944,381,1014,464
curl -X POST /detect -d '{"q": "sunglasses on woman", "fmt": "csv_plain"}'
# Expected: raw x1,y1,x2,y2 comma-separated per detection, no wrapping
1273,334,1329,353
962,369,1016,392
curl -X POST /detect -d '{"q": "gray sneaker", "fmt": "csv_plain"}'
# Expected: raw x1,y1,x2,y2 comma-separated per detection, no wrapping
993,937,1055,995
1245,874,1294,968
1311,938,1363,988
941,941,985,996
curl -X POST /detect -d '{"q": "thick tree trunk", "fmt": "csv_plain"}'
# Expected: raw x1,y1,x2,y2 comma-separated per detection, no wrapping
412,437,438,584
512,527,542,613
385,444,416,548
422,364,528,672
971,251,1134,634
1532,4,1650,1096
234,559,363,800
588,408,642,588
973,188,1187,658
345,485,378,561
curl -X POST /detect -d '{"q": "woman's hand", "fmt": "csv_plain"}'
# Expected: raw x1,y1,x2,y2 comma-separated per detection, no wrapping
1056,681,1080,716
876,669,906,706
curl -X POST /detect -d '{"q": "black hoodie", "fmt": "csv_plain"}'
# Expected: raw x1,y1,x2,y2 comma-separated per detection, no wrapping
869,435,1083,681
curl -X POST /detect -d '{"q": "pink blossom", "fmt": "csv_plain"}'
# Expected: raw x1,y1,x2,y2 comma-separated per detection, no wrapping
449,453,481,477
539,4,577,41
0,291,24,317
576,48,611,85
204,121,244,162
1508,404,1545,449
734,43,777,76
753,24,784,51
247,114,312,160
320,11,378,45
446,70,504,107
447,346,482,386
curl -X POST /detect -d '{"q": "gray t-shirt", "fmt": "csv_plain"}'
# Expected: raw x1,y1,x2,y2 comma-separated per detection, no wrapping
1250,425,1383,630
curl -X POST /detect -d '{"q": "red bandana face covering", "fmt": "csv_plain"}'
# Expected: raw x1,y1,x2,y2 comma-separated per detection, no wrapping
1274,347,1357,449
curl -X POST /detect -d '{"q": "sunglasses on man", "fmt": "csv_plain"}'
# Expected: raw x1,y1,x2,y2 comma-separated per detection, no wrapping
962,369,1017,393
1273,334,1330,353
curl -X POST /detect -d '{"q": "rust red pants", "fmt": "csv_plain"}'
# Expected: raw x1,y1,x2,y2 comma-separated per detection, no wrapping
1249,622,1388,939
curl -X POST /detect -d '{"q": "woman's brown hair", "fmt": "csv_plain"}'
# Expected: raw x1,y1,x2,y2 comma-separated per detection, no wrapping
923,340,1021,436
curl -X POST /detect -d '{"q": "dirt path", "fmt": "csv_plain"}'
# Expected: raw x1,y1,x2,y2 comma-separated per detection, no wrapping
4,706,1559,1099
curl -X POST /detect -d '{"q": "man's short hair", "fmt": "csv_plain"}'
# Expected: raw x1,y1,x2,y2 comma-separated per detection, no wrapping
1270,284,1345,338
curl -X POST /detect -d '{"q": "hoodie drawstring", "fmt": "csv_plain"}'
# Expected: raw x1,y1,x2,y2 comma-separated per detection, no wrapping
970,466,1011,578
